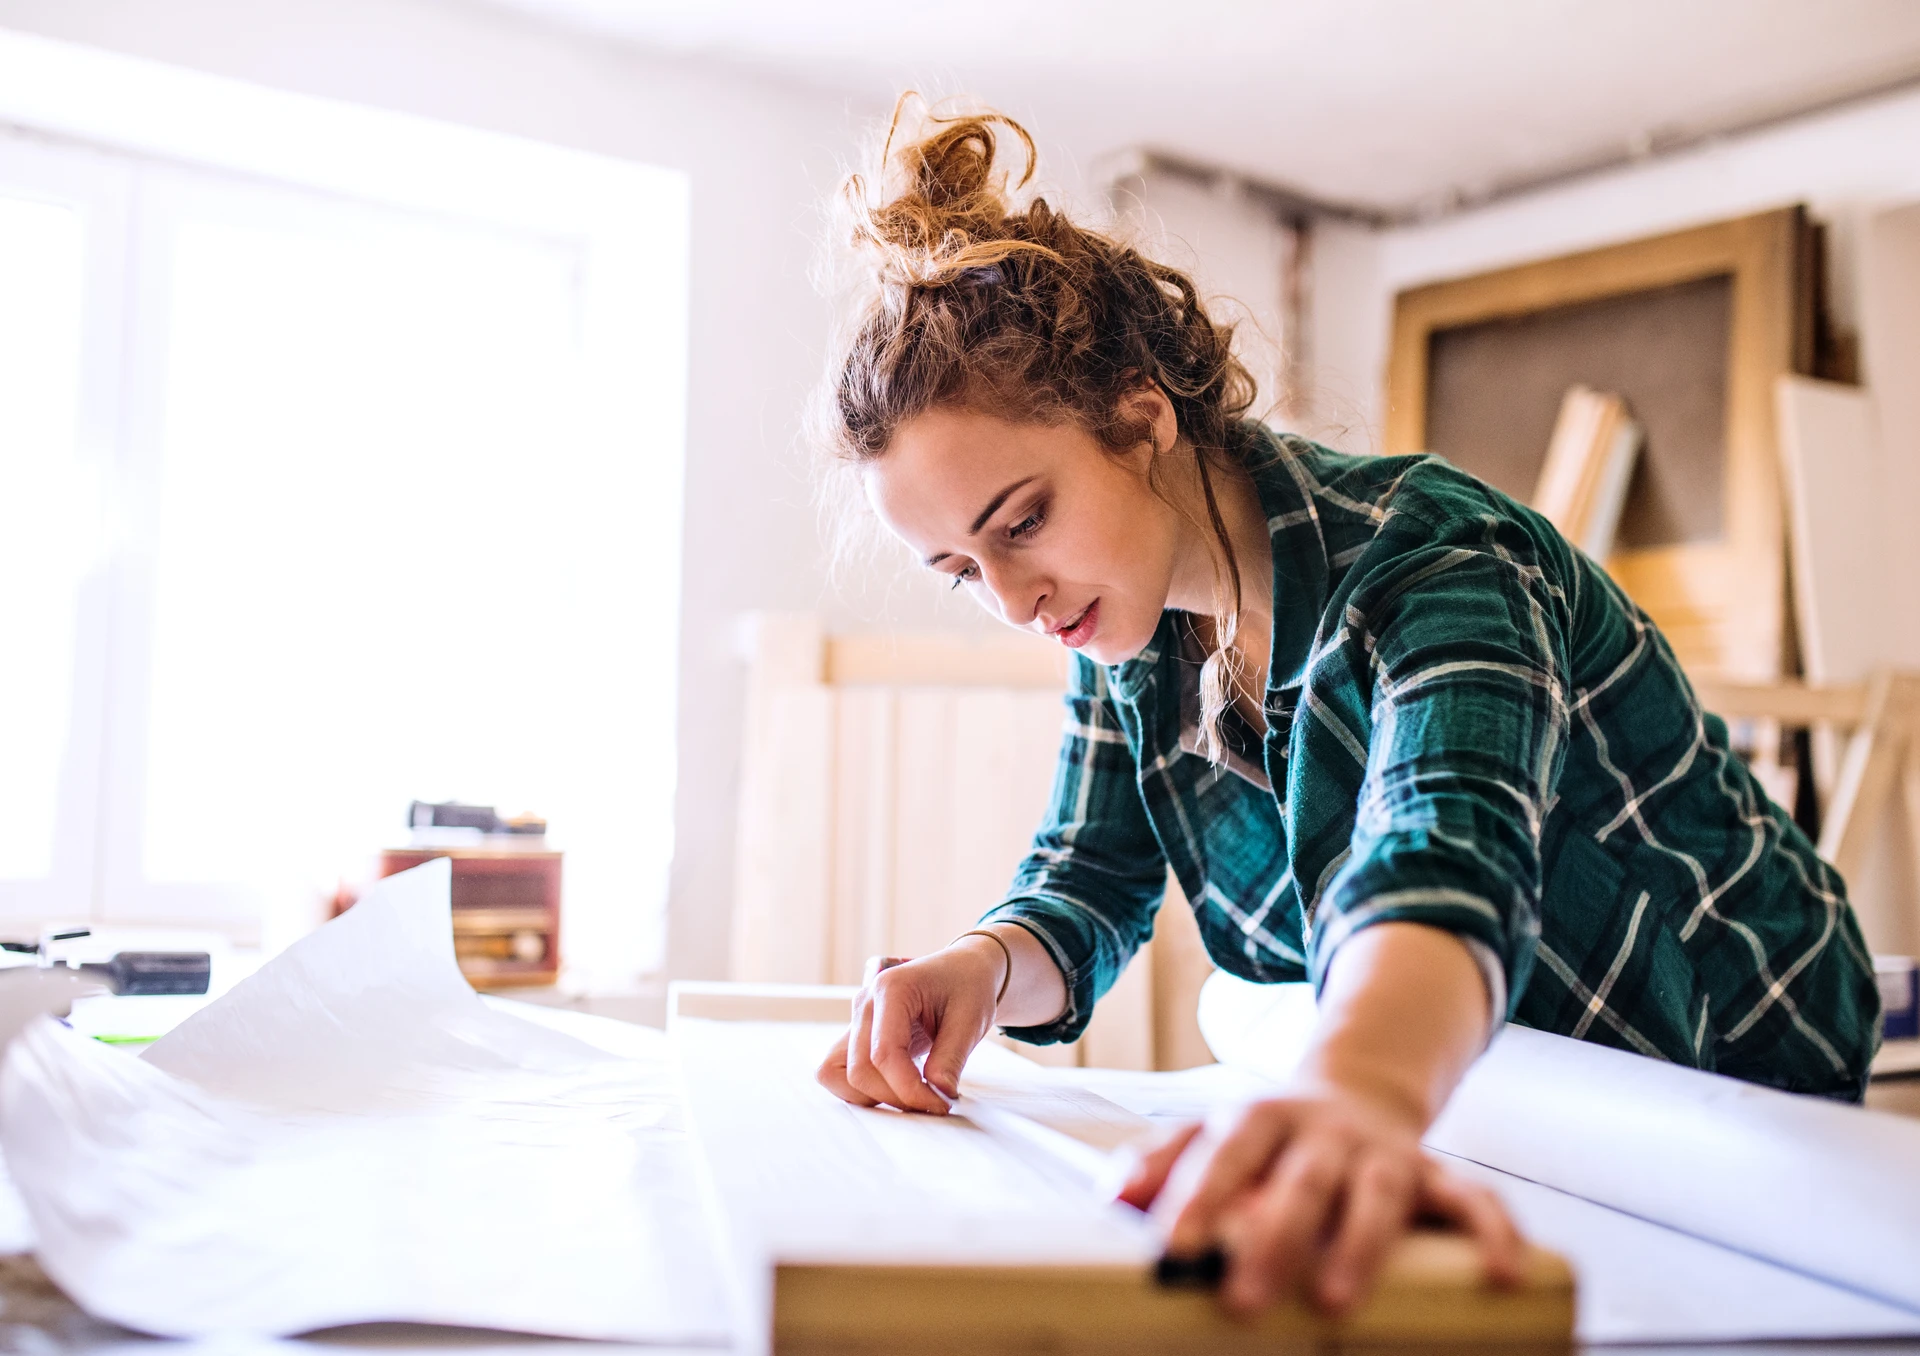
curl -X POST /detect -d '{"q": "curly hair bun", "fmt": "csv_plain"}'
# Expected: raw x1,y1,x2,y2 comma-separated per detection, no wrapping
853,100,1079,291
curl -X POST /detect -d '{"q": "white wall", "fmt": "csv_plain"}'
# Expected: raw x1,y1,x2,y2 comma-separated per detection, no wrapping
0,0,958,986
1114,172,1290,426
1312,83,1920,449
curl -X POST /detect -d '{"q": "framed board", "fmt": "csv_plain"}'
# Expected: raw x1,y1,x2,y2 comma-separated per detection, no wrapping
1386,207,1815,681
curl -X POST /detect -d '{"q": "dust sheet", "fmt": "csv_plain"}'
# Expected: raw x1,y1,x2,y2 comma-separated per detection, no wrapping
0,860,730,1345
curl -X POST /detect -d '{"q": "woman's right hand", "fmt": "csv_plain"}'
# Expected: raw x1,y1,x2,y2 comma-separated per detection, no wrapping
815,936,1009,1114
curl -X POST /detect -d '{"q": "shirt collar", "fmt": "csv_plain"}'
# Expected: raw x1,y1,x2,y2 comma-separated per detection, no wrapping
1105,424,1331,707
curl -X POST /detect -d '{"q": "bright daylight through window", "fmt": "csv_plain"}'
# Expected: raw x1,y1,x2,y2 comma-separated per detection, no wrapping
0,67,688,987
0,195,91,886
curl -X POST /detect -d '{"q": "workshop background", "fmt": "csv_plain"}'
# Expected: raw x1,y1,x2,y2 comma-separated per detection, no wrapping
2,0,1919,1059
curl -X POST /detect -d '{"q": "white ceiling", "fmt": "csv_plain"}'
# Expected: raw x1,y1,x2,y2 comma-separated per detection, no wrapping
464,0,1920,217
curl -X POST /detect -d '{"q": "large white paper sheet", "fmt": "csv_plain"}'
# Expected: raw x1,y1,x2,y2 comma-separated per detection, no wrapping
1196,972,1920,1340
674,1019,1160,1356
0,860,730,1344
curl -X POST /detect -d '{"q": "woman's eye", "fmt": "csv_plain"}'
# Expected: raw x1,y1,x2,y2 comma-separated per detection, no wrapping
1009,505,1046,539
949,564,979,590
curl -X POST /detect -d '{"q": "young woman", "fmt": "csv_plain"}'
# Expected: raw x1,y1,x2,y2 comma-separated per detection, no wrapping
812,105,1881,1316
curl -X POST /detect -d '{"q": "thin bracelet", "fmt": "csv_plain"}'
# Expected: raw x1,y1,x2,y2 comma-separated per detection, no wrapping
953,928,1014,1007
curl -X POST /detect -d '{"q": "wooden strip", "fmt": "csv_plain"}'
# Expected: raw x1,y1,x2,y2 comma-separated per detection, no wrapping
1820,671,1900,879
1691,679,1870,727
1903,748,1920,949
774,1242,1574,1353
448,909,554,933
1774,377,1885,685
889,689,959,960
732,686,835,982
1859,207,1920,674
827,631,1069,688
829,688,897,986
733,615,833,983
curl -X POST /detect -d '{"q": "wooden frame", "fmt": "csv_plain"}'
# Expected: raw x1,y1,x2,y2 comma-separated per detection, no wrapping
1695,673,1920,906
1387,207,1813,681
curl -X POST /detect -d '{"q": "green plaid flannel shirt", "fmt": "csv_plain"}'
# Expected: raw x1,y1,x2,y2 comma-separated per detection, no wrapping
982,425,1880,1099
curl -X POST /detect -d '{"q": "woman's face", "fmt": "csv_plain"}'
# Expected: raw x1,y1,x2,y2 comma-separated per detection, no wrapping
863,399,1187,666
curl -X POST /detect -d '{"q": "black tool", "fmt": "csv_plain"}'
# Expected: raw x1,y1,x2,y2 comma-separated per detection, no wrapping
1154,1248,1228,1289
78,952,213,996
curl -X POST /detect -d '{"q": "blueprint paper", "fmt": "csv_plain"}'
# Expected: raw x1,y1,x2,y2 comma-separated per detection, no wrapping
1197,972,1920,1339
0,860,730,1344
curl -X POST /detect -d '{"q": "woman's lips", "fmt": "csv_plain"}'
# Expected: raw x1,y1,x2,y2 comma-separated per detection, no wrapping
1055,600,1099,649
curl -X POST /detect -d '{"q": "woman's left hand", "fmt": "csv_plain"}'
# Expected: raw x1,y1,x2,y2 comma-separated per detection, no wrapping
1118,1084,1524,1316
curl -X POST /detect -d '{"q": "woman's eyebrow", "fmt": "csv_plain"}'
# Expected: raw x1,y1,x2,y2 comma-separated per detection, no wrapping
969,476,1037,533
923,475,1040,567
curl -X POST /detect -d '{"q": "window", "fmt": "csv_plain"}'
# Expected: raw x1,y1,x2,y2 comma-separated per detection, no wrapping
0,34,688,986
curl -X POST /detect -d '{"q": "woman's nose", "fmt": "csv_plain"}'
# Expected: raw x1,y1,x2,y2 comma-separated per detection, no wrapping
976,560,1046,628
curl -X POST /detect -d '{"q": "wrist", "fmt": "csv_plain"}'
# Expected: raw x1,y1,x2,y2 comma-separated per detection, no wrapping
949,931,1012,1012
1290,1052,1434,1135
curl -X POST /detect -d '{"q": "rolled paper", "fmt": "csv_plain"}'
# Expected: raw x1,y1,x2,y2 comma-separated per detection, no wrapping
1196,971,1920,1315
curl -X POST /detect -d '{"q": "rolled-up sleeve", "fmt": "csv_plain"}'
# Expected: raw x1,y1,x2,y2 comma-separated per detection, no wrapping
979,655,1168,1045
1303,520,1573,1019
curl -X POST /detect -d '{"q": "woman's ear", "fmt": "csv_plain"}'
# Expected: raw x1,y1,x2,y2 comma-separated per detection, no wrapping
1121,382,1180,457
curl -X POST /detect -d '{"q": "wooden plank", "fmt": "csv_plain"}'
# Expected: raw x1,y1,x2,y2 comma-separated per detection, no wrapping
1690,679,1870,727
1860,205,1920,671
827,630,1069,688
1903,747,1920,937
949,691,1031,948
733,615,833,984
888,689,960,960
1531,386,1640,561
1820,671,1901,882
829,688,896,986
774,1246,1575,1354
1775,376,1885,684
732,686,835,983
